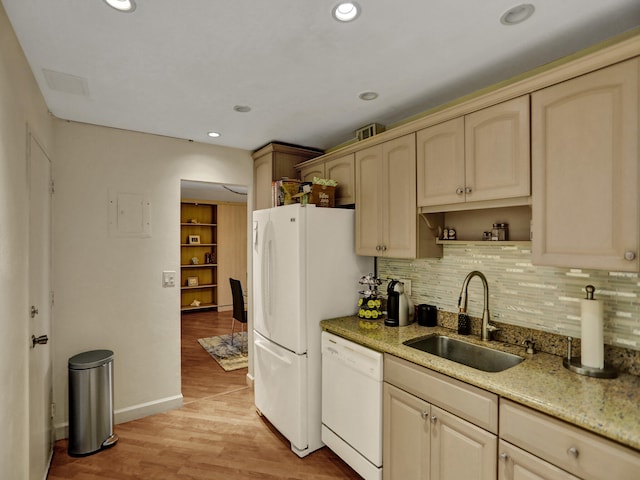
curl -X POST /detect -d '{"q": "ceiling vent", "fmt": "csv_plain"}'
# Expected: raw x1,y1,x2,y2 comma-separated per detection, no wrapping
42,69,90,97
355,123,385,141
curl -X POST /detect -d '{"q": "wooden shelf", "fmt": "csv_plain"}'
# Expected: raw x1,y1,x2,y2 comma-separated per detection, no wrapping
180,223,217,227
181,243,217,247
437,240,531,246
181,283,217,290
181,264,217,268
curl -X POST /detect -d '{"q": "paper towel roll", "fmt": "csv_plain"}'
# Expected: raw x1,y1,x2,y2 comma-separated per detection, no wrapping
581,298,604,369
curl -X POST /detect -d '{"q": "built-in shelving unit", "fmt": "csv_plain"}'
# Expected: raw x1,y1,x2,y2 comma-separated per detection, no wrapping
180,201,218,311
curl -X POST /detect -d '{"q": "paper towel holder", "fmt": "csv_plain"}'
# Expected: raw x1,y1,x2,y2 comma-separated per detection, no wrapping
563,336,618,379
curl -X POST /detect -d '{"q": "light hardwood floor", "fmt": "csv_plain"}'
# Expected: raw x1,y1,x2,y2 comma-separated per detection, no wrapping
48,310,361,479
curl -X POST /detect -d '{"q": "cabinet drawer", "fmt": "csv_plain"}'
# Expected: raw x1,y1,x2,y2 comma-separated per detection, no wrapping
384,354,498,433
499,440,579,480
500,399,640,480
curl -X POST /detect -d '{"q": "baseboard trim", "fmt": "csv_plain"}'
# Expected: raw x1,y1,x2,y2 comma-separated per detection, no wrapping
246,372,254,389
54,394,184,440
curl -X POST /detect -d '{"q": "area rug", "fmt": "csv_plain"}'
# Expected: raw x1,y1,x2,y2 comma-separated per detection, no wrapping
198,332,248,371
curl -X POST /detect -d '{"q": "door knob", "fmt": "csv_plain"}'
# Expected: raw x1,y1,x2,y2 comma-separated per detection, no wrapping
32,335,49,348
31,306,39,318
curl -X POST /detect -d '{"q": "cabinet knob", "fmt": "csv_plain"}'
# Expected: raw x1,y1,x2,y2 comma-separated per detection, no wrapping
567,447,579,458
624,251,636,261
455,187,464,195
465,186,472,194
375,245,381,251
420,411,429,420
430,415,438,424
381,245,387,251
499,452,509,462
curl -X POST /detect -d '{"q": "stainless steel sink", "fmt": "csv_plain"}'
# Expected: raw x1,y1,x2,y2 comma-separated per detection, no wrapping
403,335,524,372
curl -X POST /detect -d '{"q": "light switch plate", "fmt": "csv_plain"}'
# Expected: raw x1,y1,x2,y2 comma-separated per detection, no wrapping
162,271,176,288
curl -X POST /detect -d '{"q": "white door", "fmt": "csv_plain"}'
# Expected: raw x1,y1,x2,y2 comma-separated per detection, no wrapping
28,134,53,480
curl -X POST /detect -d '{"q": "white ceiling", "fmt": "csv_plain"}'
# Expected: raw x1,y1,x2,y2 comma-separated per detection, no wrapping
181,180,248,203
3,1,640,152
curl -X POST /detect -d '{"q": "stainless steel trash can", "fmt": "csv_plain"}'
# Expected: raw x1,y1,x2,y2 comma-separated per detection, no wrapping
68,349,118,456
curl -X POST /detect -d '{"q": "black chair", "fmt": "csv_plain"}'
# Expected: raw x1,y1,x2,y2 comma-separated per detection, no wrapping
229,278,247,349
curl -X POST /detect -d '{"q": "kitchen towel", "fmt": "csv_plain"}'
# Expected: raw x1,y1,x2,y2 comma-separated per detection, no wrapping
581,287,604,369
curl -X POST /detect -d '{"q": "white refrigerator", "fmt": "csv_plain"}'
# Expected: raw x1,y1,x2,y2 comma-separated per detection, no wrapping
252,204,373,458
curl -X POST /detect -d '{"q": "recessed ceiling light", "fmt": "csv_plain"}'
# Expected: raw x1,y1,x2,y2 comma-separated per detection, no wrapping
233,105,251,113
359,91,378,101
103,0,136,12
332,2,361,22
500,4,535,25
207,132,221,138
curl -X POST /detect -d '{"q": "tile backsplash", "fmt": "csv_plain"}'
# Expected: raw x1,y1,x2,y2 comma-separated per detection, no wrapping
378,243,640,352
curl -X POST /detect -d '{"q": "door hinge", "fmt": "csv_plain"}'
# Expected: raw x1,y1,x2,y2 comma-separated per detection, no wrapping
49,179,55,194
50,402,55,419
50,291,55,307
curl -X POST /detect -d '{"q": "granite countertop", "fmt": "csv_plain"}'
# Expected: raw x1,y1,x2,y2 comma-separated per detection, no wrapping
320,316,640,452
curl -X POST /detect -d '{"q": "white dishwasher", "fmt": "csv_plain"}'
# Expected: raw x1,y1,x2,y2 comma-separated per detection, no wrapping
321,331,383,480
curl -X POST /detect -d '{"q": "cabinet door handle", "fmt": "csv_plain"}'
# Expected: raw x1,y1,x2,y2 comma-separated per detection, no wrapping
624,251,636,261
567,447,579,458
381,245,387,251
430,415,438,424
465,186,472,194
420,411,429,420
455,187,464,195
499,452,509,462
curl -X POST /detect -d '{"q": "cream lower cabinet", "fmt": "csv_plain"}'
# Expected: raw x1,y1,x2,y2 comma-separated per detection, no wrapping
383,355,497,480
383,383,430,480
417,96,530,211
531,58,639,271
500,399,640,480
498,440,580,480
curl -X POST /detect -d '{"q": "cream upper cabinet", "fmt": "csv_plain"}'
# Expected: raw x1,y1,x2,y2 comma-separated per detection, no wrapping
252,143,321,211
299,163,324,183
355,134,419,258
325,154,355,205
531,58,639,271
417,117,465,207
417,96,530,211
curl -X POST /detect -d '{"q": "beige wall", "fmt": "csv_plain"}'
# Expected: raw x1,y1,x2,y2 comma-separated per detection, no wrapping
0,3,55,479
52,121,253,437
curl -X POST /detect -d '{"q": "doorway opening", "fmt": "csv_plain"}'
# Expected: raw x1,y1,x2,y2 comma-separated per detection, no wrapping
179,180,249,403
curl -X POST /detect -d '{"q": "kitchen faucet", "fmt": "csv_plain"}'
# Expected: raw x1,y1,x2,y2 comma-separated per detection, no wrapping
457,271,497,341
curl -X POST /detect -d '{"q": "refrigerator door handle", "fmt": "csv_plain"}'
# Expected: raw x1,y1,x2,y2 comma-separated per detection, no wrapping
255,337,293,365
253,220,259,249
261,220,274,334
